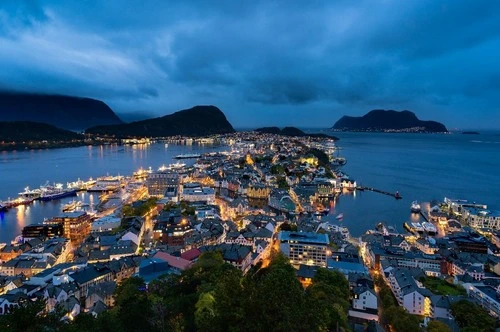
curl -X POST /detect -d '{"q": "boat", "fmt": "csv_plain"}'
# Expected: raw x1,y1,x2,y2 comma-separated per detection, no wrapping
2,197,33,208
133,167,152,180
67,178,96,191
411,200,421,213
39,183,77,201
335,213,344,221
62,200,83,212
88,175,123,192
18,186,42,200
394,191,403,199
174,153,201,159
165,143,169,148
331,157,347,167
422,222,437,235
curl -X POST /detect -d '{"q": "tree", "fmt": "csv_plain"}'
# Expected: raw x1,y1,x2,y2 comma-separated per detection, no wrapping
450,299,496,332
112,277,153,332
427,320,452,332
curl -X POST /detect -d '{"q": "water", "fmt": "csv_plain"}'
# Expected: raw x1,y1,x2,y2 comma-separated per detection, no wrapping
1,132,499,242
323,132,500,236
0,143,227,243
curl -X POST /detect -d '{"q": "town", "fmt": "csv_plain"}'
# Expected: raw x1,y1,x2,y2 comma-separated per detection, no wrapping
1,131,499,331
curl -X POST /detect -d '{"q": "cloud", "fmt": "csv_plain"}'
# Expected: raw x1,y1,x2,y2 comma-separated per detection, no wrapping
0,1,499,128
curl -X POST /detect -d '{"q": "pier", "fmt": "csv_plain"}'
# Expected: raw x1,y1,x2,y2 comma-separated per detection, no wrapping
356,186,403,199
419,210,429,222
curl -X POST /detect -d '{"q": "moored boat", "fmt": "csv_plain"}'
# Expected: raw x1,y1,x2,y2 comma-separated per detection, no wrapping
174,153,201,159
411,200,421,213
39,183,77,201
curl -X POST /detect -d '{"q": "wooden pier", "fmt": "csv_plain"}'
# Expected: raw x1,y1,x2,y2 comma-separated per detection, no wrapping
356,186,403,199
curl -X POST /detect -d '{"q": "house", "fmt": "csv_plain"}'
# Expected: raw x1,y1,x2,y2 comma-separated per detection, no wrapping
85,281,116,310
153,252,193,273
70,264,113,297
59,296,80,321
352,286,378,311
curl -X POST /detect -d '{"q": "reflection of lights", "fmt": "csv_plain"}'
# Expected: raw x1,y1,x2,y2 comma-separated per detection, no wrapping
16,205,26,224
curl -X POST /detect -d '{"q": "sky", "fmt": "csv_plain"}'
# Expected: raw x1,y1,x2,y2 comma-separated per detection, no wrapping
0,1,499,129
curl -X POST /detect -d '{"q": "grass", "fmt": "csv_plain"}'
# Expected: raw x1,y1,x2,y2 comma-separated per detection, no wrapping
420,277,467,296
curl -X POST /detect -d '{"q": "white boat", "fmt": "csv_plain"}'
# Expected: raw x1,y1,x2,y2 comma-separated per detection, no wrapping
19,186,42,199
336,213,344,220
174,153,200,159
422,222,437,235
411,200,421,213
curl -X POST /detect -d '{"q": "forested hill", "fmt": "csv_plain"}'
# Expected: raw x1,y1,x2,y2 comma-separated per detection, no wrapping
86,105,235,137
0,92,123,130
332,110,448,132
0,121,83,142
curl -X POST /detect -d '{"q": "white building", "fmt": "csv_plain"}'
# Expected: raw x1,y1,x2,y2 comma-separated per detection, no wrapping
352,287,378,311
181,183,215,204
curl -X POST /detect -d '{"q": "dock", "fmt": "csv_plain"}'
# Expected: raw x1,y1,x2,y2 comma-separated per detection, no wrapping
356,186,403,199
419,211,429,222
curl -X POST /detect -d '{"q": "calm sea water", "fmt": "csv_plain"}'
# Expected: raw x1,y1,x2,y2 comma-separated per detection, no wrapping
0,143,227,243
0,132,499,242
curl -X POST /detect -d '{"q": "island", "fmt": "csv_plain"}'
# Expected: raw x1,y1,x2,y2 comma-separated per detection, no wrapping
0,92,123,130
254,126,338,139
86,105,235,137
332,110,448,133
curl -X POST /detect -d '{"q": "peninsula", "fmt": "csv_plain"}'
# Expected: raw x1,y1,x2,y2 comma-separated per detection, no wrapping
332,110,448,133
255,126,338,139
86,105,235,138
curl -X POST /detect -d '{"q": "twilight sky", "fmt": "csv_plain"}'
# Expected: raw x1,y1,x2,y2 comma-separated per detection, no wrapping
1,1,499,129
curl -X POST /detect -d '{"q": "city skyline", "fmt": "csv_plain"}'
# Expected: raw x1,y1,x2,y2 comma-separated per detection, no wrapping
1,1,500,128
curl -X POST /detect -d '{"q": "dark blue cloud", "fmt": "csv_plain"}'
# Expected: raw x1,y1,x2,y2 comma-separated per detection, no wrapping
0,0,499,128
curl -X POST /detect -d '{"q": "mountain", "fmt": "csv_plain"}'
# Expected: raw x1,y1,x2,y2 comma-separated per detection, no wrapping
332,110,448,132
254,126,338,140
0,121,83,142
86,105,235,137
0,92,123,130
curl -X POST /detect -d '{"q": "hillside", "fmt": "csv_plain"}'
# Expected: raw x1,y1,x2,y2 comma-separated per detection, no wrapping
332,110,448,132
0,92,123,130
86,105,235,137
0,121,83,142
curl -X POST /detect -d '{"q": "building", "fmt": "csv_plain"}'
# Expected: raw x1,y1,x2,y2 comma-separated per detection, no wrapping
467,208,500,230
22,224,63,240
386,268,433,316
278,231,330,267
146,171,180,199
181,183,215,204
352,286,378,311
464,284,500,318
91,216,121,233
44,212,92,243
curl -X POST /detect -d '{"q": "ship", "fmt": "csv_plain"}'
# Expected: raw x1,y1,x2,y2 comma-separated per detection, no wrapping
422,222,437,236
19,186,42,200
411,200,421,213
335,213,344,221
88,175,123,192
62,200,83,212
1,197,34,208
67,178,96,191
174,153,201,159
39,183,77,201
133,167,152,180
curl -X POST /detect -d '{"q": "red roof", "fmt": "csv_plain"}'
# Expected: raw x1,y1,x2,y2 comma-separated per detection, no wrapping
180,248,201,261
154,251,192,271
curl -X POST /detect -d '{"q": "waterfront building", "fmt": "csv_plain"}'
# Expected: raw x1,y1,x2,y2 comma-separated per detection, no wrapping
44,212,92,244
278,231,330,267
467,208,500,230
146,171,180,199
22,223,64,240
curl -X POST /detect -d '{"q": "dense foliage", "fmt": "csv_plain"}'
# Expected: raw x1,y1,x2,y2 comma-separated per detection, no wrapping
450,299,496,332
0,253,350,332
0,121,83,143
122,197,158,217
